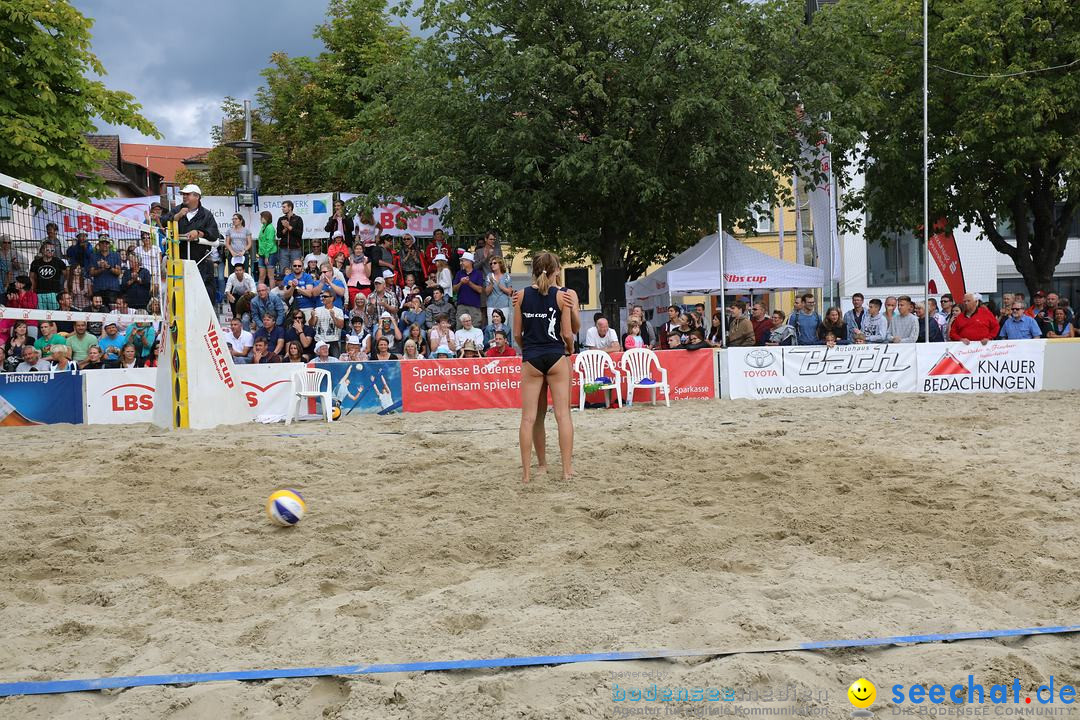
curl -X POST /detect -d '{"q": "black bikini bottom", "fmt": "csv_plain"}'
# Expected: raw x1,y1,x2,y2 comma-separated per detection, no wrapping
525,353,565,376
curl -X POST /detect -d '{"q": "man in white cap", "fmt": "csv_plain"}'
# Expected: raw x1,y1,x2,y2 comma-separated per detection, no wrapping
453,251,484,328
312,340,338,364
375,272,399,319
161,184,221,301
382,267,402,306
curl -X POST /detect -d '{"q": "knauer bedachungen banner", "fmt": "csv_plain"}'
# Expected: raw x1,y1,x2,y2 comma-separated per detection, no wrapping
917,340,1045,394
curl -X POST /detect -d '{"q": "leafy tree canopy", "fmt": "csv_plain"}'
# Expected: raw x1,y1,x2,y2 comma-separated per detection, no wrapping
798,0,1080,295
0,0,159,199
331,0,812,279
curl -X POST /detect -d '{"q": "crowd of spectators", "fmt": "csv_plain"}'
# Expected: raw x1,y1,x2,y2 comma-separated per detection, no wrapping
604,289,1075,354
2,213,1075,374
0,219,525,371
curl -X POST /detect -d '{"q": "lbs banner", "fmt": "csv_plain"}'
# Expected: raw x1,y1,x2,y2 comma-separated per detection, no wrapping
727,344,918,399
917,340,1045,394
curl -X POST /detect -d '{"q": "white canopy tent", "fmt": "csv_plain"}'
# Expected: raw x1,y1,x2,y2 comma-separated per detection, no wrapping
625,232,824,313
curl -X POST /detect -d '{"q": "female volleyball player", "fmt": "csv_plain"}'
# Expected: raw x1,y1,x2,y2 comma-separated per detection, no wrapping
513,252,580,482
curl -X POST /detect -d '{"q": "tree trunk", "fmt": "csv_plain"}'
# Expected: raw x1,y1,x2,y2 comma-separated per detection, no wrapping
978,186,1073,300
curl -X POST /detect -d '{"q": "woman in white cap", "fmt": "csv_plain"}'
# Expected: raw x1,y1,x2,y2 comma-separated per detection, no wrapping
338,334,367,362
434,254,452,297
324,200,355,248
327,230,350,263
374,310,403,353
514,251,579,483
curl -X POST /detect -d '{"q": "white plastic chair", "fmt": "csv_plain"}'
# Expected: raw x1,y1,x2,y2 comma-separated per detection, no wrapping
573,349,622,410
620,348,670,407
286,368,333,424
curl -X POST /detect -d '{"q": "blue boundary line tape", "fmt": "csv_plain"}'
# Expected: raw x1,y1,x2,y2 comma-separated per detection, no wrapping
1,624,1076,698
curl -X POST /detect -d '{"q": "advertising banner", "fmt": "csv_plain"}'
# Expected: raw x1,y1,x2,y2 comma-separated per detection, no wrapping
84,368,157,424
259,194,333,240
572,349,716,406
199,196,239,241
234,364,297,417
917,340,1044,394
31,197,156,240
928,220,967,301
727,344,918,399
0,370,83,425
322,360,403,415
402,350,714,412
402,357,519,412
340,194,453,238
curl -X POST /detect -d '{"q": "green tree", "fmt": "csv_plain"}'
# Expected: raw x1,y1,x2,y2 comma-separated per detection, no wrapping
797,0,1080,296
0,0,158,198
193,0,413,195
333,0,810,285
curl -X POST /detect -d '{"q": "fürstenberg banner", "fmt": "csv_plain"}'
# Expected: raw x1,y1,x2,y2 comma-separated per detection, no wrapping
727,344,918,399
917,340,1045,394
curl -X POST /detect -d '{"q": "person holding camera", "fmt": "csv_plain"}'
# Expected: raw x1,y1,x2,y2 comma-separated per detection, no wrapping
374,311,403,354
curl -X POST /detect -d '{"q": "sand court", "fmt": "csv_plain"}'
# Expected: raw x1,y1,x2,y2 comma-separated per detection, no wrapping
1,392,1078,718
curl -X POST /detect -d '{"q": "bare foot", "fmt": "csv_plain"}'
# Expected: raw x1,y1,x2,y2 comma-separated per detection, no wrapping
536,464,548,475
521,471,530,484
562,467,573,481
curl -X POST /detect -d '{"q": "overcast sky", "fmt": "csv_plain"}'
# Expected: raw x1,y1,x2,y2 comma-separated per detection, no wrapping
72,1,362,147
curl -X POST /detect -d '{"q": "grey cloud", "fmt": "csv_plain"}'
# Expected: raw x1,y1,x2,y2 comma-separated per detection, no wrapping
73,0,328,145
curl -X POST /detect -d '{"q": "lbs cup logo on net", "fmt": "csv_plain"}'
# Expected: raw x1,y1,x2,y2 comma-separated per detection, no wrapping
203,321,236,389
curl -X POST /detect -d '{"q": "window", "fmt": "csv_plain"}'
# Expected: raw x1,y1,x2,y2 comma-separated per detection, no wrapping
996,204,1080,239
750,203,773,233
0,196,10,222
866,230,925,286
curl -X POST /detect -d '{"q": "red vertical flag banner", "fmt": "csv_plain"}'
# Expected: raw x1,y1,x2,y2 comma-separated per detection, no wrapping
927,220,967,299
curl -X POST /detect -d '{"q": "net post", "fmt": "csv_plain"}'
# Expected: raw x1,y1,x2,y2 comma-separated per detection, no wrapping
167,221,189,429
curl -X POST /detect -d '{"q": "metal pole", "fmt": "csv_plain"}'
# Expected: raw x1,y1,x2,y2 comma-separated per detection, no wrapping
923,0,931,341
718,213,727,347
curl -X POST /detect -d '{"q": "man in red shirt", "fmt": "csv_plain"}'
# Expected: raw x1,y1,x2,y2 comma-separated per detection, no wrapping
421,229,453,278
485,329,517,357
950,292,999,345
750,302,771,345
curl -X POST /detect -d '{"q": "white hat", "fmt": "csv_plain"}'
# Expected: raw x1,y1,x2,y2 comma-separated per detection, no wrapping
380,311,393,319
461,251,475,263
180,183,202,196
434,253,447,262
382,269,395,279
373,276,385,284
315,341,329,351
332,230,344,238
345,334,361,345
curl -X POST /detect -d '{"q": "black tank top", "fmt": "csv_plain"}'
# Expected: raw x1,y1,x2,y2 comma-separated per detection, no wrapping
520,286,566,360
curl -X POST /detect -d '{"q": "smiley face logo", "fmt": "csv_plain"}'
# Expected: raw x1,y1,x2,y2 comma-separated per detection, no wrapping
848,678,876,709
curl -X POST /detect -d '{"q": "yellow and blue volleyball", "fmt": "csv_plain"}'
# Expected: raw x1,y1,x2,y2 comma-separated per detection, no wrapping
266,489,306,526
